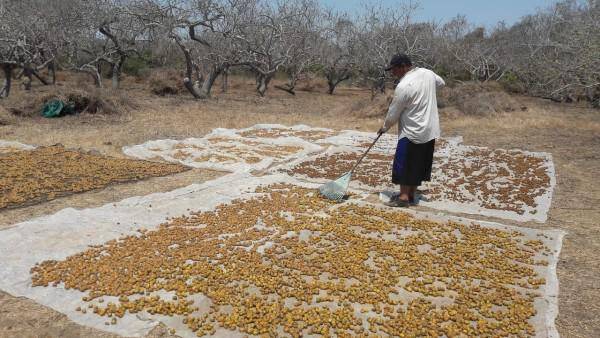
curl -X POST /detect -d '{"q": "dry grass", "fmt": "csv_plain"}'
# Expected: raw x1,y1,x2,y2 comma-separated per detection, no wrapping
296,75,328,93
443,98,600,135
439,96,600,338
0,105,13,126
0,72,373,158
347,81,528,120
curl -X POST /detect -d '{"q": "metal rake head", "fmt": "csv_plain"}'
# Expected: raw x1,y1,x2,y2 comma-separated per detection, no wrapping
319,172,352,201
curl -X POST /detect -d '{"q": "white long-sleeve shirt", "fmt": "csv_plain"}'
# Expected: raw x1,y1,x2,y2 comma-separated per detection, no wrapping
382,67,445,144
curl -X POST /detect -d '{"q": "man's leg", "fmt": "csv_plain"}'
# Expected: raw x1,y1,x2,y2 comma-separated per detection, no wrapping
409,185,418,203
398,185,412,202
388,137,411,207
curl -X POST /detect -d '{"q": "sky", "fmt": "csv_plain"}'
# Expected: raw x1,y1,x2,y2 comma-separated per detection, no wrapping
319,0,556,27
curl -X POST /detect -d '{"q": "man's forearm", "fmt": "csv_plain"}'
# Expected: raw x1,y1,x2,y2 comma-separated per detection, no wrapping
382,109,401,132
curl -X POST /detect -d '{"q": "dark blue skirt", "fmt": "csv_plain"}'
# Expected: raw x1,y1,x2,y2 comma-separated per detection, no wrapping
392,137,435,186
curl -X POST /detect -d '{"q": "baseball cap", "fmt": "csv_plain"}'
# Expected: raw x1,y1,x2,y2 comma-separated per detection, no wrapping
385,54,412,71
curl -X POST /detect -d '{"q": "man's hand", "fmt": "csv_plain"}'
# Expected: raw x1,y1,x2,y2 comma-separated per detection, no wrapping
377,127,387,135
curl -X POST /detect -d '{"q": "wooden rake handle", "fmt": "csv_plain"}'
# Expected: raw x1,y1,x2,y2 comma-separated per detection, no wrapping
349,132,383,174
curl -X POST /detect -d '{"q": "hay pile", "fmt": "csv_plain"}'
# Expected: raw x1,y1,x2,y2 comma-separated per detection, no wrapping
297,76,327,93
350,81,524,119
350,94,393,118
4,87,134,117
149,69,186,96
439,81,524,116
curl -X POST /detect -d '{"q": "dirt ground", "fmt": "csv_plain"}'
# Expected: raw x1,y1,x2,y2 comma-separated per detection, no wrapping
0,75,598,337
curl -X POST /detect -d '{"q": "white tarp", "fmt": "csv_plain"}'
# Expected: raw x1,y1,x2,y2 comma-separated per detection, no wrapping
122,124,556,222
122,129,322,173
0,173,564,338
383,136,556,223
231,123,338,142
0,139,36,153
266,126,555,223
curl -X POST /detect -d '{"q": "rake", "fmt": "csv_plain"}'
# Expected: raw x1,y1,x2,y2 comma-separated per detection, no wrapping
319,131,383,200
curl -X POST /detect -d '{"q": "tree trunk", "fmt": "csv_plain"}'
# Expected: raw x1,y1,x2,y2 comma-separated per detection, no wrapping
0,65,13,98
94,72,102,88
585,85,599,108
48,61,56,84
82,66,102,88
256,73,273,97
23,66,33,91
221,69,229,93
327,79,336,95
274,85,295,95
326,72,350,95
32,70,50,85
183,78,203,99
173,33,210,99
111,63,120,90
274,72,297,96
183,68,222,100
256,76,267,97
370,77,386,100
200,68,222,98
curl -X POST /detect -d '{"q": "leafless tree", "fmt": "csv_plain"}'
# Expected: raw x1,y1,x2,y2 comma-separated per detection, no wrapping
439,17,502,81
0,2,18,98
493,0,599,104
352,2,421,98
232,1,289,97
273,0,321,95
317,11,355,95
99,9,144,89
129,0,250,99
0,0,63,97
1,0,596,105
62,0,144,89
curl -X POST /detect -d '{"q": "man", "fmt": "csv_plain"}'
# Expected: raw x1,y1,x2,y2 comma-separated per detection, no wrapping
378,54,445,207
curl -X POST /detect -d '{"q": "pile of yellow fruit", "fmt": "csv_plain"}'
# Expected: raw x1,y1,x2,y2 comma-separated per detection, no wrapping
0,145,188,209
283,152,393,188
427,148,551,214
238,128,336,142
31,184,551,337
160,138,305,166
284,143,551,216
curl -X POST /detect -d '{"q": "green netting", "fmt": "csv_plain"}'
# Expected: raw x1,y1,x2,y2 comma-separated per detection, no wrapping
41,99,75,118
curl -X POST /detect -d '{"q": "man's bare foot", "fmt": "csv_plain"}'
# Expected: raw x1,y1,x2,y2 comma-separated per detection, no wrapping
385,195,410,208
